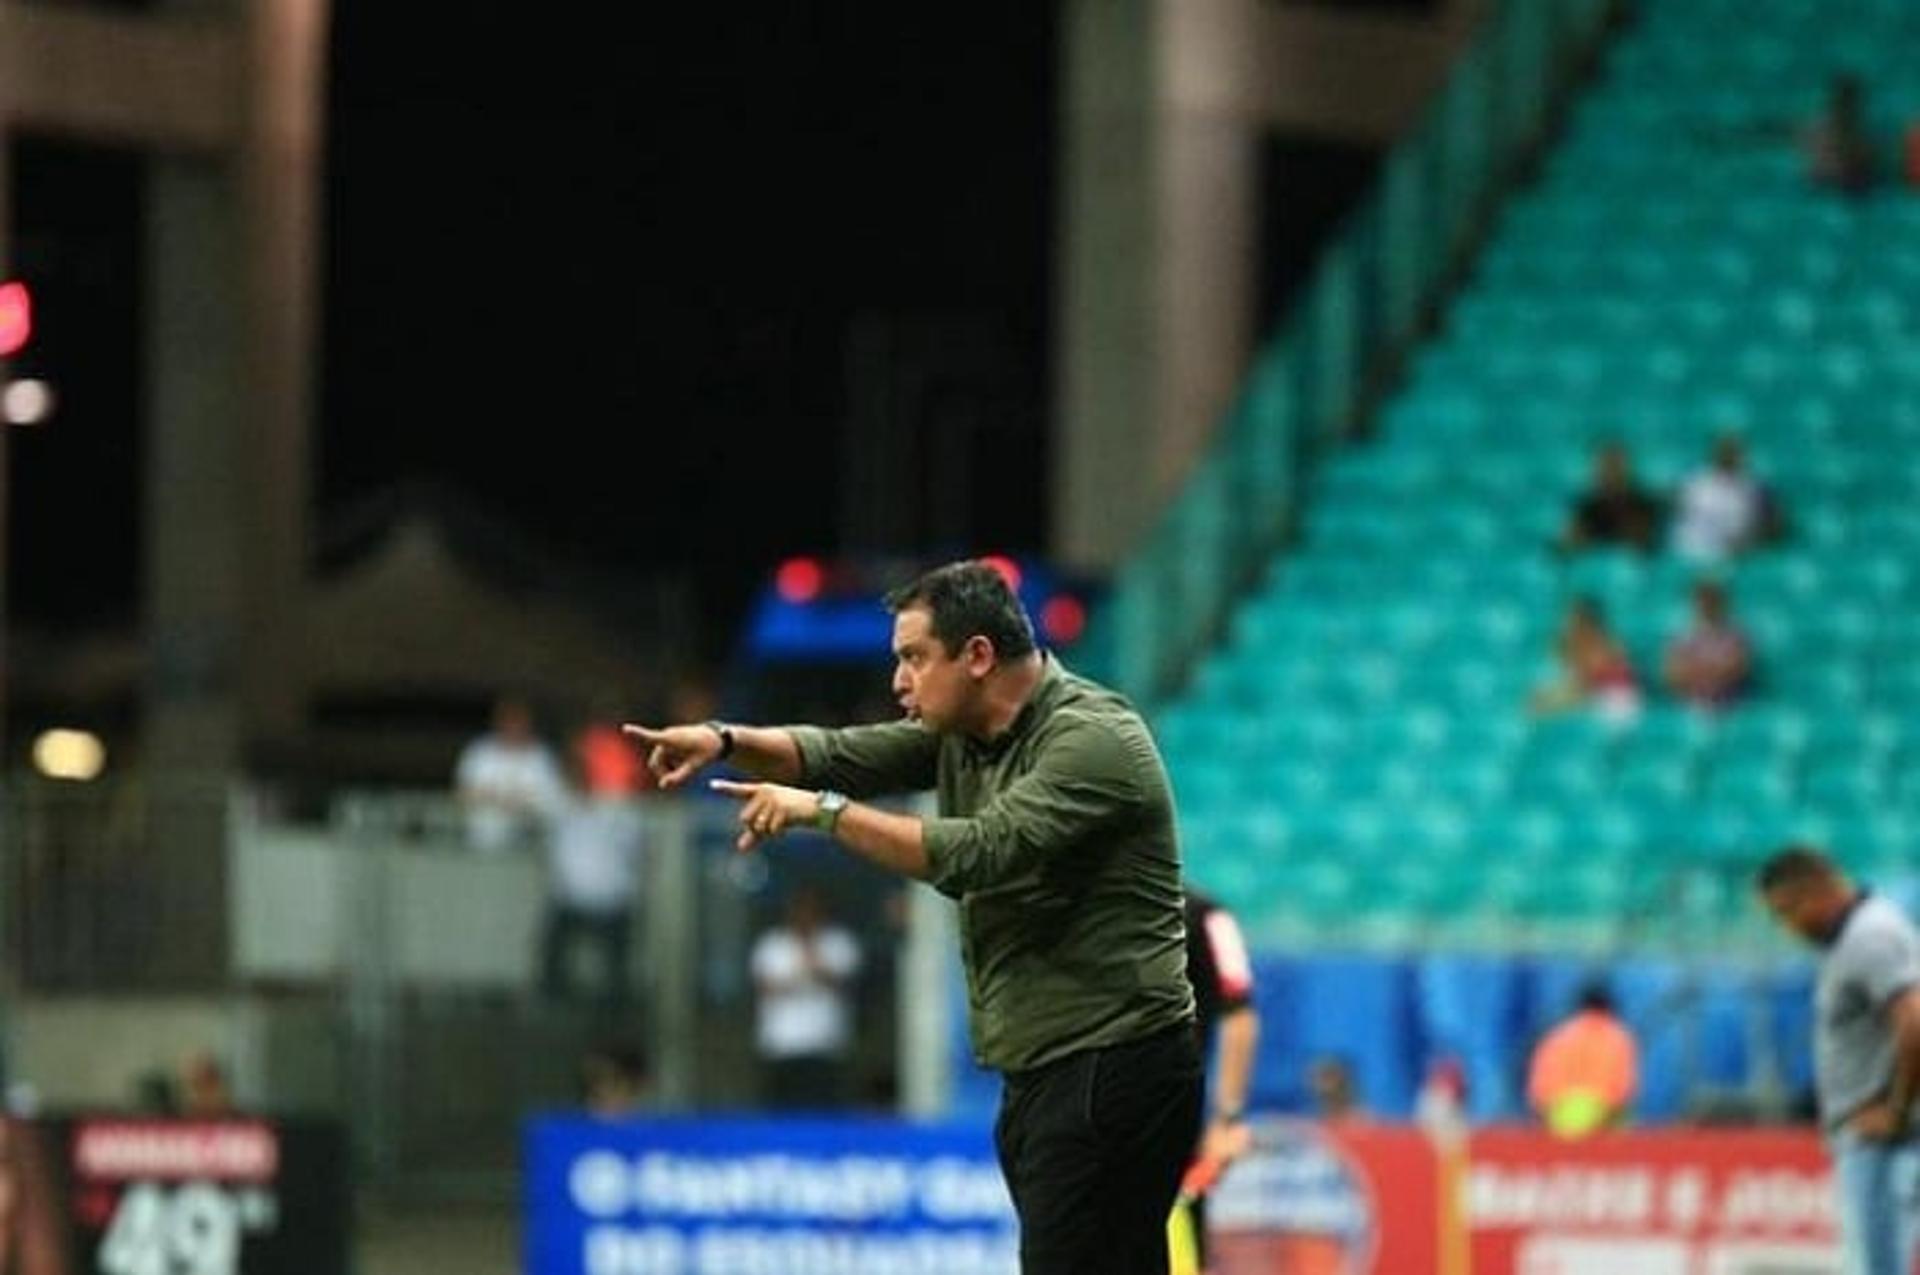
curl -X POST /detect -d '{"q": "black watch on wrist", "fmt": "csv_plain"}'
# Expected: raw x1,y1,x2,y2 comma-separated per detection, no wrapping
706,721,736,760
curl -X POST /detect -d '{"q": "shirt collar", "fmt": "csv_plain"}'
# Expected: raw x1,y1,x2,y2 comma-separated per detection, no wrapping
1819,888,1872,949
967,654,1064,762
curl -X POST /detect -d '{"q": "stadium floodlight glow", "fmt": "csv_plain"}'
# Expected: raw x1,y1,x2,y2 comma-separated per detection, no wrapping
980,555,1022,591
0,281,31,358
775,557,826,604
32,729,106,782
2,379,54,426
1041,595,1087,645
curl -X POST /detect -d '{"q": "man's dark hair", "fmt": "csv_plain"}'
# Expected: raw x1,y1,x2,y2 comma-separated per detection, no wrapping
885,560,1037,661
1757,845,1837,893
1577,981,1614,1015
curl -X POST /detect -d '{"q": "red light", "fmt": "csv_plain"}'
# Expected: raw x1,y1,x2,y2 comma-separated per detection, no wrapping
0,282,31,358
980,555,1022,591
775,557,825,603
1041,595,1087,645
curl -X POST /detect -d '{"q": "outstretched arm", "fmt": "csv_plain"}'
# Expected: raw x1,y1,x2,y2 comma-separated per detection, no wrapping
623,723,804,788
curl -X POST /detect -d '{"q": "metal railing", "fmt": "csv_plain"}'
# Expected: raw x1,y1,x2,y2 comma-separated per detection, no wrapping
0,778,938,1199
5,775,233,989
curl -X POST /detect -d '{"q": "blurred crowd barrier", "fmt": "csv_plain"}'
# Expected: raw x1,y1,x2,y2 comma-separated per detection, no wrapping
0,782,942,1204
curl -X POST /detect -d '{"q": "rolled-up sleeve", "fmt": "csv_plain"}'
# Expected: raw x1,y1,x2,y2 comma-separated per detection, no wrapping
787,720,941,800
923,718,1142,895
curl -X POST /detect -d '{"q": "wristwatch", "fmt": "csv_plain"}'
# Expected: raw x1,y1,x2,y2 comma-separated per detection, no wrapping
815,790,849,834
705,721,736,760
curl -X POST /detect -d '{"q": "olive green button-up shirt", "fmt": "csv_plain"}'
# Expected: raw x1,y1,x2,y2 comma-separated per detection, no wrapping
787,658,1194,1072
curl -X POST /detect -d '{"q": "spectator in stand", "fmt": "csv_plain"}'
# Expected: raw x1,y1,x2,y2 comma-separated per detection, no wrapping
1415,1056,1470,1147
1531,597,1643,727
1528,984,1639,1138
1309,1056,1367,1125
579,1039,650,1118
1672,435,1783,564
455,694,567,855
178,1051,236,1118
1664,580,1754,711
1803,73,1877,195
1559,442,1663,555
574,695,652,799
750,886,862,1110
540,743,645,1007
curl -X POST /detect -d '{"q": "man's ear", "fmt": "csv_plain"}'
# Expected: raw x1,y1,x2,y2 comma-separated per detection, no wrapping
964,635,998,677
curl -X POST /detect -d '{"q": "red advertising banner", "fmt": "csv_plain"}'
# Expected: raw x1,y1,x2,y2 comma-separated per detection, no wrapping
1466,1128,1839,1275
1208,1118,1446,1275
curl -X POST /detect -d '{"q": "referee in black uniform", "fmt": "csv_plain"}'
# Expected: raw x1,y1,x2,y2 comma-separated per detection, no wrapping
1182,882,1261,1269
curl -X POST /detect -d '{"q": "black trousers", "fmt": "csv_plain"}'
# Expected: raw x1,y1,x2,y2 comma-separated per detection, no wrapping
995,1023,1203,1275
539,905,632,1006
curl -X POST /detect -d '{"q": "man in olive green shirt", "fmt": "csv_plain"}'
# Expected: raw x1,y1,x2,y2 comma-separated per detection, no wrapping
626,560,1200,1274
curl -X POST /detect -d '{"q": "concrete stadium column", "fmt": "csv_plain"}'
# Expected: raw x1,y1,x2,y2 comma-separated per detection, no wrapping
146,159,246,774
1053,0,1482,571
144,0,323,772
1052,0,1266,570
235,0,327,750
1053,0,1158,570
1152,0,1261,512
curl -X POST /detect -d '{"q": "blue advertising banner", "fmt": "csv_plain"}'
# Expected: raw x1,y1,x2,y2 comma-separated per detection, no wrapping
524,1116,1017,1275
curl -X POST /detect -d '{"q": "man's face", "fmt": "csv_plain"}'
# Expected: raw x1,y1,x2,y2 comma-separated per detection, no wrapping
495,700,533,743
891,607,980,733
1311,1064,1351,1110
1764,882,1832,945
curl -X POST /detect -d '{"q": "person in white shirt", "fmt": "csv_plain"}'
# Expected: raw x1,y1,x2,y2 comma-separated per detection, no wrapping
542,773,644,1005
1672,435,1782,563
454,695,566,854
750,886,862,1110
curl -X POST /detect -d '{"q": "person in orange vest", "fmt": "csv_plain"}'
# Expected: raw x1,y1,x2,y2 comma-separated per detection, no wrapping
1528,984,1639,1138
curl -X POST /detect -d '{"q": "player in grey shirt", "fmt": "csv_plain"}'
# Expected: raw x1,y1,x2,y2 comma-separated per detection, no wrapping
1760,847,1920,1275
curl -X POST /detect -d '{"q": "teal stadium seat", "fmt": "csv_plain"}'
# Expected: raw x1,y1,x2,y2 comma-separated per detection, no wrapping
1144,0,1920,948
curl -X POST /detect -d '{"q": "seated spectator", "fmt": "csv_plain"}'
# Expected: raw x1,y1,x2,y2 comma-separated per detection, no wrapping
1671,435,1782,564
1664,581,1753,710
1803,73,1876,195
1309,1055,1368,1125
1531,597,1642,726
1559,443,1662,554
